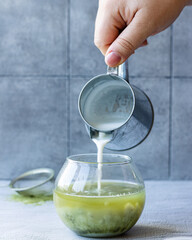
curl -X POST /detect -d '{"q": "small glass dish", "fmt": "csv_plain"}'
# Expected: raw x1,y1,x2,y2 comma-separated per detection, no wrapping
53,154,145,237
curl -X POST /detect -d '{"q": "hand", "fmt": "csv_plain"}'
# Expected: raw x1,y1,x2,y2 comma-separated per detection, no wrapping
94,0,191,67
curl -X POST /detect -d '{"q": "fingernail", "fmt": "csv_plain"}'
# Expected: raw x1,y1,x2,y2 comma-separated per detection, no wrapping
105,52,121,67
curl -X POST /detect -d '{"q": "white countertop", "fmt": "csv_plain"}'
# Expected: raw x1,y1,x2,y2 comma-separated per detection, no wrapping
0,181,192,240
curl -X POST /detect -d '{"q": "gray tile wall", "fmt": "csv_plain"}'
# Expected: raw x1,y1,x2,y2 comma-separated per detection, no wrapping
0,1,191,179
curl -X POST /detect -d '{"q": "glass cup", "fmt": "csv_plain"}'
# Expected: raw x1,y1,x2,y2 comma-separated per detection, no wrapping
53,154,145,237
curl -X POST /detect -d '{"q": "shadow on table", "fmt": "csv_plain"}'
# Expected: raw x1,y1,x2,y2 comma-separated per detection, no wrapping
106,224,180,239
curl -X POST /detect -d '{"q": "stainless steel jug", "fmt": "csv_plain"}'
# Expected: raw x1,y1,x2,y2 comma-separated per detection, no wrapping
78,61,154,151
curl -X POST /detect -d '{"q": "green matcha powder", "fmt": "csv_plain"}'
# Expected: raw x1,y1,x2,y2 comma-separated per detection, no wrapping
9,194,53,206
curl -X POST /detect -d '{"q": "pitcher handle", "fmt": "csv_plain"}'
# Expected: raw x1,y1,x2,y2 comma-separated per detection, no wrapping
107,60,129,83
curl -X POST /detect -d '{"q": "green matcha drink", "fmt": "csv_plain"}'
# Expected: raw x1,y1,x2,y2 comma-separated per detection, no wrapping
54,181,145,237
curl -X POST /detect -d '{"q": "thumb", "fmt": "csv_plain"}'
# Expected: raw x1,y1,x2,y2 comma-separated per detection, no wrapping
105,12,150,67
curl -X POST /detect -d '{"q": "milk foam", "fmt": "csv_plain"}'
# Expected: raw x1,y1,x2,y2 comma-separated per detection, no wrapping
92,121,126,131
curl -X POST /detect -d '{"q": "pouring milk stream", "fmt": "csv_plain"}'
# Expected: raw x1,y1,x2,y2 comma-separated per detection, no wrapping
92,132,111,194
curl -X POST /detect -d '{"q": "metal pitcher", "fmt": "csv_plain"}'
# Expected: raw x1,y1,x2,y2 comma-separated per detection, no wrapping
78,61,154,151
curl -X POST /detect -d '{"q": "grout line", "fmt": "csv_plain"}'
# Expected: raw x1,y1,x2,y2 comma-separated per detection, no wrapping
69,75,192,79
0,75,68,78
0,74,191,79
66,0,71,156
69,75,172,79
168,25,174,179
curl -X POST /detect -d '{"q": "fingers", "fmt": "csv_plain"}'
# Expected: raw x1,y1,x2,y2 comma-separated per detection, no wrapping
94,19,119,55
94,0,151,67
94,1,126,55
105,11,151,67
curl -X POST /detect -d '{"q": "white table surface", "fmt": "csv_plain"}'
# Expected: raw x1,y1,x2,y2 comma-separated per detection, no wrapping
0,181,192,240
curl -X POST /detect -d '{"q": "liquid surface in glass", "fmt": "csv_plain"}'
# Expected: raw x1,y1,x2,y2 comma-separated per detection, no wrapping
54,181,145,237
